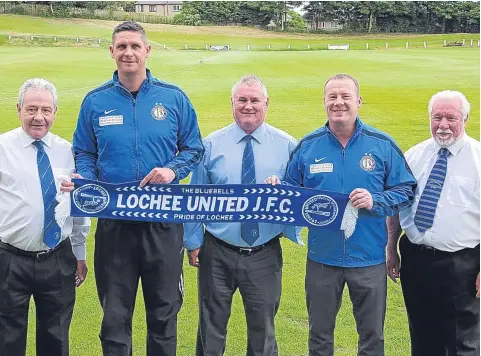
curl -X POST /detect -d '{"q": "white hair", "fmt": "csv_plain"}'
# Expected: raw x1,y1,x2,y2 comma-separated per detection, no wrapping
428,90,470,121
18,78,58,109
231,74,268,99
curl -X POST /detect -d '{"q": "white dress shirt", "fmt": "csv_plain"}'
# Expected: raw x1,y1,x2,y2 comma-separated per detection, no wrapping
0,127,90,259
400,134,480,252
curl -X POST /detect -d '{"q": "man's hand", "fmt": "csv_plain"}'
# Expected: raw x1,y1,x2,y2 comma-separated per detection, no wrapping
75,260,88,287
476,272,480,298
386,244,400,283
264,175,281,185
188,248,200,267
349,188,373,210
140,168,175,187
60,173,83,193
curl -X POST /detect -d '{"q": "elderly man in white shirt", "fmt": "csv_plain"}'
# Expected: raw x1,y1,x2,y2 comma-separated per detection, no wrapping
386,90,480,356
0,78,90,356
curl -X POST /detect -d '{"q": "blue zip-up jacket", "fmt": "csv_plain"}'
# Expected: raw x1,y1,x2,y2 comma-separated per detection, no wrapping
285,118,416,267
73,69,204,183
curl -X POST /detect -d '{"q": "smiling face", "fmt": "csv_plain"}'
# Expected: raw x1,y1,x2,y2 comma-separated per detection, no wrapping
430,98,466,148
231,83,269,134
17,88,56,140
324,78,362,129
110,31,151,76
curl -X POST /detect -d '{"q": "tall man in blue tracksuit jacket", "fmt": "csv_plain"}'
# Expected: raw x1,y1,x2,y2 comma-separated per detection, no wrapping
284,74,416,356
69,22,203,356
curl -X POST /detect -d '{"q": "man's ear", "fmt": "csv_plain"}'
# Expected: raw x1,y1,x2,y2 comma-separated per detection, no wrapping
266,97,269,109
146,45,152,58
358,96,362,108
16,103,21,116
109,45,114,58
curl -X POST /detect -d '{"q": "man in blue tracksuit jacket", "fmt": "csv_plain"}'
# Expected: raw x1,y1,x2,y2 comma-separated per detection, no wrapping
284,74,416,356
68,22,203,356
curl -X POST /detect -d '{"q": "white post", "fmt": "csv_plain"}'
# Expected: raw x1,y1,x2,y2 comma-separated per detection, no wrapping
163,43,166,49
405,42,408,50
288,44,291,50
366,43,369,49
478,40,480,48
470,39,473,47
444,39,447,46
98,39,101,44
424,41,427,48
268,44,271,50
462,39,465,45
385,42,389,50
184,44,187,50
247,44,250,51
77,37,79,42
31,36,33,40
307,44,310,50
8,35,10,40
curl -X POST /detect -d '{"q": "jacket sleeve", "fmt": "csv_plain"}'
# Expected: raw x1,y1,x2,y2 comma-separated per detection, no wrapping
283,142,304,187
370,143,417,217
183,140,210,251
164,93,204,181
73,96,98,180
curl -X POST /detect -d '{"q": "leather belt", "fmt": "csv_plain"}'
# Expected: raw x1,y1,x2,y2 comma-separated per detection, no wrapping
0,238,69,260
210,233,280,256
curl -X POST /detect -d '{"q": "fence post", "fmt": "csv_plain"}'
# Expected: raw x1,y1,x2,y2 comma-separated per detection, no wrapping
77,37,79,42
31,36,33,40
184,44,187,50
247,44,250,51
444,39,447,46
462,39,465,45
424,41,426,48
405,42,408,50
205,44,208,50
385,42,389,50
470,39,473,47
8,35,10,40
307,44,310,50
366,43,369,49
288,44,291,50
163,43,166,49
54,36,57,41
98,39,101,44
478,40,480,48
268,44,271,50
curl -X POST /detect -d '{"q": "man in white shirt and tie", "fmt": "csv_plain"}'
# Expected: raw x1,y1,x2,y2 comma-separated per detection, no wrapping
387,90,480,356
0,78,90,356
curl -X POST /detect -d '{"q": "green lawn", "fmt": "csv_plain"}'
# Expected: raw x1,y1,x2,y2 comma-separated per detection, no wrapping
0,15,479,356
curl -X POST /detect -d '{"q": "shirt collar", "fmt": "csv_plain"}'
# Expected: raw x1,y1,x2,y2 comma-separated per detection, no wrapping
19,128,52,149
432,133,466,156
233,122,267,144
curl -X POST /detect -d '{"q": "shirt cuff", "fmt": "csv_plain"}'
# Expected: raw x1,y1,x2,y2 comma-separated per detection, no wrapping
72,243,86,260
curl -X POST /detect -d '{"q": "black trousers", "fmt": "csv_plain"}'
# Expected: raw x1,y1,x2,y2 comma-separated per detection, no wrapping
0,238,77,356
400,235,480,356
94,219,184,356
196,232,282,356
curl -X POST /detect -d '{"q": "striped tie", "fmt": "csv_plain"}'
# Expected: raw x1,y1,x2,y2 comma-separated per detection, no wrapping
240,135,259,245
414,148,449,233
32,140,61,248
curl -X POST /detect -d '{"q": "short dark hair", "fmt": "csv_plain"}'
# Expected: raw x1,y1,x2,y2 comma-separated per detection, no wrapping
112,21,147,44
324,74,360,97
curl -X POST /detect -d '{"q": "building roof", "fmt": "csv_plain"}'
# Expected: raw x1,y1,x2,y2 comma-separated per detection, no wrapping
135,1,183,5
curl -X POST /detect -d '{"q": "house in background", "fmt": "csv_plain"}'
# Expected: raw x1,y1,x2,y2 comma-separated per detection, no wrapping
306,20,342,31
135,1,182,17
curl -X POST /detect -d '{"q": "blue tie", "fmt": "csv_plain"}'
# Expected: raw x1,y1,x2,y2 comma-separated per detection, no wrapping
32,140,61,248
241,135,259,245
414,148,449,233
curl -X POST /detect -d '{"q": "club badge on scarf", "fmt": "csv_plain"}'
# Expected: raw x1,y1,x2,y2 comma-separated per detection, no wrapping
56,179,358,238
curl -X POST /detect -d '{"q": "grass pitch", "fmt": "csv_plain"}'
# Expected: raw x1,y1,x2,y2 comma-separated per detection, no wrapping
0,15,479,356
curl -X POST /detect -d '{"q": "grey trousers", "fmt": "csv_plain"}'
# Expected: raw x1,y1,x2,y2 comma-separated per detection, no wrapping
305,259,386,356
196,232,282,356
